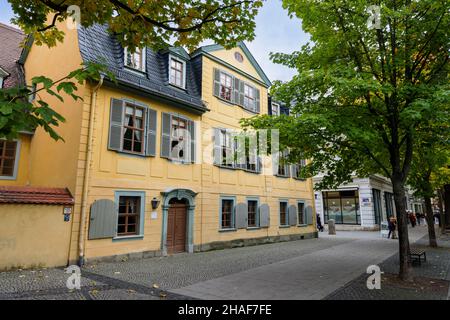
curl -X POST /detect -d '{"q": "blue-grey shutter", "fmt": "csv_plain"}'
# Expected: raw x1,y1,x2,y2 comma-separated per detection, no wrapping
235,203,248,229
161,112,171,158
288,205,298,226
291,164,298,179
213,68,221,97
239,81,245,106
88,199,116,239
255,88,260,113
233,77,240,104
256,156,262,173
108,99,124,151
305,205,314,225
259,204,270,228
213,128,221,165
188,120,196,163
146,108,157,156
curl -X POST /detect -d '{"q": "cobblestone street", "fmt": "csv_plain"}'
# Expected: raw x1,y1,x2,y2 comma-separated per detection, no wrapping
0,225,448,300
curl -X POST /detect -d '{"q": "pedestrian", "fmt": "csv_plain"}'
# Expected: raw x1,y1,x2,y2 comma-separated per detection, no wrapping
416,212,421,225
408,211,416,227
316,214,324,232
387,216,397,239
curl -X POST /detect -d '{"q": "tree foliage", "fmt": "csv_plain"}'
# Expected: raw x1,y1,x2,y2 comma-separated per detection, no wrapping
242,0,450,279
0,62,112,141
9,0,263,51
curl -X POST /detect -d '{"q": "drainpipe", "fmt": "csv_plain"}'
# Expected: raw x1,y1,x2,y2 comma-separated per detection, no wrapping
78,75,104,266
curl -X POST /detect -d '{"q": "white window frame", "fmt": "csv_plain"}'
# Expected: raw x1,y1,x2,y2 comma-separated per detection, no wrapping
0,77,3,89
124,47,146,72
271,103,280,116
169,115,190,163
168,55,186,89
243,83,256,112
219,129,235,168
219,71,233,102
0,139,21,180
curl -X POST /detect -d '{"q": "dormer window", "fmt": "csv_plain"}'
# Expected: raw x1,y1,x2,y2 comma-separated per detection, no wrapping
124,47,146,72
169,56,186,89
271,103,280,116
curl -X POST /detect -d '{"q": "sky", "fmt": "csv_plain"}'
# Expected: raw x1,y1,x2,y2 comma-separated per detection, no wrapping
0,0,309,82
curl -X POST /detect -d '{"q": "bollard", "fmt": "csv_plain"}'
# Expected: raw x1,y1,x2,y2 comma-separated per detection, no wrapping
328,219,336,235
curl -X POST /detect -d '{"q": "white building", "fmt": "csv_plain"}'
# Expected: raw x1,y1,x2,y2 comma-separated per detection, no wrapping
314,175,418,231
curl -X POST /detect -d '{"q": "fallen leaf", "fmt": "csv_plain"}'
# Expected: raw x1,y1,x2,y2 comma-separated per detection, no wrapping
114,271,121,275
152,284,160,289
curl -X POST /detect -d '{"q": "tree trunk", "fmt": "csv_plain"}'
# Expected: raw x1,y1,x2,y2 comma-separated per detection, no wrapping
391,177,411,280
445,184,450,228
424,197,437,247
438,189,445,235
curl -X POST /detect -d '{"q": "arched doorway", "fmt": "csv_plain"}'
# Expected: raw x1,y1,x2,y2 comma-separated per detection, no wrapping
161,189,197,255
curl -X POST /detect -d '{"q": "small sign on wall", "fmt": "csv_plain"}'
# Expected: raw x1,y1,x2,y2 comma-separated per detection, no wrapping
362,198,372,206
63,206,73,222
151,211,158,220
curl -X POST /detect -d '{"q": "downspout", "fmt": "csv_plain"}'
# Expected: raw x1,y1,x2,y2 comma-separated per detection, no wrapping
78,75,104,266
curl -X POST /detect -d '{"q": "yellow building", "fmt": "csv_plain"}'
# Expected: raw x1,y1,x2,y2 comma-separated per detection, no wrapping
1,22,317,268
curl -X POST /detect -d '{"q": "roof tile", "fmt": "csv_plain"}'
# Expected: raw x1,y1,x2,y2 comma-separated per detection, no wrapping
0,186,74,205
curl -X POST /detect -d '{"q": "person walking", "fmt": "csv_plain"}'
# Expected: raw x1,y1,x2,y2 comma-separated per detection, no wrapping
408,211,416,227
416,212,421,226
387,216,397,239
316,214,324,232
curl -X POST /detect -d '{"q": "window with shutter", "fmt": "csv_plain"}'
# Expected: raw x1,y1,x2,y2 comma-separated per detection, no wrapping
247,199,259,228
279,201,289,226
108,98,156,157
292,159,306,180
297,202,306,225
114,191,146,239
220,197,236,230
161,113,196,163
276,150,290,177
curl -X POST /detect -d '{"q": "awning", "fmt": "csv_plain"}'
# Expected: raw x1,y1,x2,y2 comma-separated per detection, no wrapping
0,186,74,205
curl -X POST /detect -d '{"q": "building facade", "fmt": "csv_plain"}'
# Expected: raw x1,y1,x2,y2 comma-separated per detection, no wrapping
0,22,317,269
314,175,419,231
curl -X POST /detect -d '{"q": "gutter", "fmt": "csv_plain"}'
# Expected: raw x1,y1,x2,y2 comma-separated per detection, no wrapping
78,75,104,266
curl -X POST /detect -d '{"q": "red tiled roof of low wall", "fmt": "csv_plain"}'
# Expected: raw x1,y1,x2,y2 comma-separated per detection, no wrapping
0,186,74,205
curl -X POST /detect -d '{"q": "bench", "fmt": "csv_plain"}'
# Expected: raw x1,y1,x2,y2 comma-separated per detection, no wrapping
409,247,427,265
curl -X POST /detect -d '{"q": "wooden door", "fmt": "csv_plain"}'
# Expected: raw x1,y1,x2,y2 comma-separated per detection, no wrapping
167,203,187,254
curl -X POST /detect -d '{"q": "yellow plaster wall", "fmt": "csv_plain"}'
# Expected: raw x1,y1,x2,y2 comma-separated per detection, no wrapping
0,204,72,270
208,46,263,82
23,21,85,193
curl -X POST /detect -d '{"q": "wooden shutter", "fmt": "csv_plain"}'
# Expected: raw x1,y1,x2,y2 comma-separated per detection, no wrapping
239,80,245,106
233,77,240,104
161,112,171,158
305,205,314,225
146,108,157,156
256,156,262,173
259,203,270,228
108,98,124,151
188,120,196,163
288,205,298,226
255,88,260,113
213,68,221,97
291,164,298,178
235,203,248,229
88,199,117,239
213,128,221,165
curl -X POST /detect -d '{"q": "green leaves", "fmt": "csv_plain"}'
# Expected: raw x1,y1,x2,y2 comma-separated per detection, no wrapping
9,0,263,52
0,61,109,141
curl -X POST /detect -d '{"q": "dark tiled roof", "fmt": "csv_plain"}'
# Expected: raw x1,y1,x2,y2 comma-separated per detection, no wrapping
0,186,74,205
77,24,206,113
0,23,25,88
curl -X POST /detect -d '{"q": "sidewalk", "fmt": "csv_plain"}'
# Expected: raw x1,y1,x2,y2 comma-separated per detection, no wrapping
325,227,450,300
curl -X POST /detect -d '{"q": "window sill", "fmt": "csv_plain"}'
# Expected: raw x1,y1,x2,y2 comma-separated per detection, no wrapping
293,177,307,181
297,224,308,227
214,95,235,106
124,66,147,75
215,164,238,170
219,228,237,233
168,83,187,92
112,235,144,242
0,176,16,180
275,174,290,179
246,226,261,230
279,225,290,228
